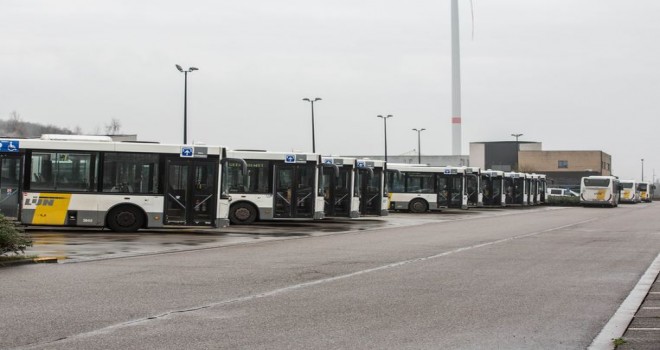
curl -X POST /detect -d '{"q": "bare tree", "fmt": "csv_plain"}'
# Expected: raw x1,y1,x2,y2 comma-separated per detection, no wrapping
7,111,22,136
104,118,121,135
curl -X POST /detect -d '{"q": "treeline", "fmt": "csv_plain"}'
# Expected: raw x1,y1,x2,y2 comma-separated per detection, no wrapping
0,112,76,138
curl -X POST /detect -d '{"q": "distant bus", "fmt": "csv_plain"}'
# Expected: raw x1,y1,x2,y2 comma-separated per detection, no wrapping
225,150,324,224
619,180,640,204
528,174,547,205
580,175,620,207
0,135,237,232
638,182,654,202
481,170,506,207
386,164,468,212
321,156,360,218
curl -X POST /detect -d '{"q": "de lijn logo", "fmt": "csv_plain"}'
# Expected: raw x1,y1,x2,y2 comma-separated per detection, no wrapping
24,195,68,206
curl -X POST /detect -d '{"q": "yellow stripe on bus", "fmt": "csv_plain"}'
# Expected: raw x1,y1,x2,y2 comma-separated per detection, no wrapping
31,193,72,225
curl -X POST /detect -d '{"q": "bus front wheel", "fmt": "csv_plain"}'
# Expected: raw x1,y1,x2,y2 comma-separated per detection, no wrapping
230,203,257,225
107,205,144,232
409,199,429,213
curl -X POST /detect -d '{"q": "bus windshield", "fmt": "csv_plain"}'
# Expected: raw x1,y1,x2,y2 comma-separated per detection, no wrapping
583,178,610,187
639,183,648,191
621,183,633,189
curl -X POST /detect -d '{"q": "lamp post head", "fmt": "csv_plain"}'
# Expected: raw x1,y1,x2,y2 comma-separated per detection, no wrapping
377,115,393,119
314,97,322,102
302,98,310,102
189,67,199,72
175,64,184,72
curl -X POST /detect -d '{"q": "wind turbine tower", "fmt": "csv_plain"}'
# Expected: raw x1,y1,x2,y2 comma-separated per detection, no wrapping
451,0,462,155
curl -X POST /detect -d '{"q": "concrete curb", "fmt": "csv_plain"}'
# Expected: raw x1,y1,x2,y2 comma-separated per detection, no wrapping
0,256,58,268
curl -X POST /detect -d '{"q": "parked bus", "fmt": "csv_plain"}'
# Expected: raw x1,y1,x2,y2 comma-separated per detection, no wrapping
580,175,620,207
464,166,483,207
619,180,640,204
481,170,506,207
321,156,359,218
638,182,654,202
0,135,239,232
224,150,324,224
526,173,546,205
536,174,547,204
355,159,389,216
504,172,528,206
386,164,468,212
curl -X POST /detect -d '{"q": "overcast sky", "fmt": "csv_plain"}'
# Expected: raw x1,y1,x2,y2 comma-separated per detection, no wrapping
2,0,659,181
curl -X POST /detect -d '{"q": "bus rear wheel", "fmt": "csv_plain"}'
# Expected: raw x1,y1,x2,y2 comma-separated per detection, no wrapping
107,205,144,232
230,203,257,225
409,199,428,213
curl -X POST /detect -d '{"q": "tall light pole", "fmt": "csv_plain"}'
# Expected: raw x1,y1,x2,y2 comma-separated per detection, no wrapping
412,128,426,164
302,97,322,153
641,158,645,181
511,133,523,142
377,115,393,162
176,64,199,144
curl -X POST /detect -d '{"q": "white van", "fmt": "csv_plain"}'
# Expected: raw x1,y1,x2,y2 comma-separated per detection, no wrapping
546,188,578,197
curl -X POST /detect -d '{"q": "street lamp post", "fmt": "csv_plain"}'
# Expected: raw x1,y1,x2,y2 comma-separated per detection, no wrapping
412,128,426,164
176,64,199,144
377,115,393,162
641,158,645,181
511,133,523,143
302,98,322,153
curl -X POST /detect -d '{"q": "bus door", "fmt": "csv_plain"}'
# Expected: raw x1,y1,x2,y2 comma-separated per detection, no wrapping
0,154,22,218
164,159,217,226
437,174,464,208
481,175,494,206
322,166,351,217
357,168,382,215
466,174,479,207
273,163,315,219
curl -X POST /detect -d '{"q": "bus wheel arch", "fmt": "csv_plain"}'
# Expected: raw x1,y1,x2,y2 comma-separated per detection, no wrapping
230,201,258,224
106,204,146,232
408,198,429,213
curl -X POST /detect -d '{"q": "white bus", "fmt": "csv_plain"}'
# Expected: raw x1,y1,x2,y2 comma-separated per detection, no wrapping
224,150,325,224
321,156,360,218
0,135,238,232
464,166,483,207
619,180,640,204
580,175,620,207
638,182,654,202
355,159,389,216
387,164,468,212
481,170,506,207
504,172,528,206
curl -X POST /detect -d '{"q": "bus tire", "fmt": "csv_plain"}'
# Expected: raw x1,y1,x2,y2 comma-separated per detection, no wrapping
409,199,428,213
106,205,144,232
230,202,257,225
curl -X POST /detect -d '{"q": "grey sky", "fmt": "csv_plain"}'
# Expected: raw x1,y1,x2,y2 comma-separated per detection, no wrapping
2,0,659,181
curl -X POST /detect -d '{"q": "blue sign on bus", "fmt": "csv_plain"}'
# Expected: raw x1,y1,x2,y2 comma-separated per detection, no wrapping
285,155,296,163
181,147,194,158
0,140,19,152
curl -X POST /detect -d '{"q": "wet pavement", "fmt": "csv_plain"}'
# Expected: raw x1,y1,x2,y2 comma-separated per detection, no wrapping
24,208,516,262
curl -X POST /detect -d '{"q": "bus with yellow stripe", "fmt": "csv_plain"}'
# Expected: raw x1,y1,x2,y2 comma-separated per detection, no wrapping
579,175,621,207
0,135,244,232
